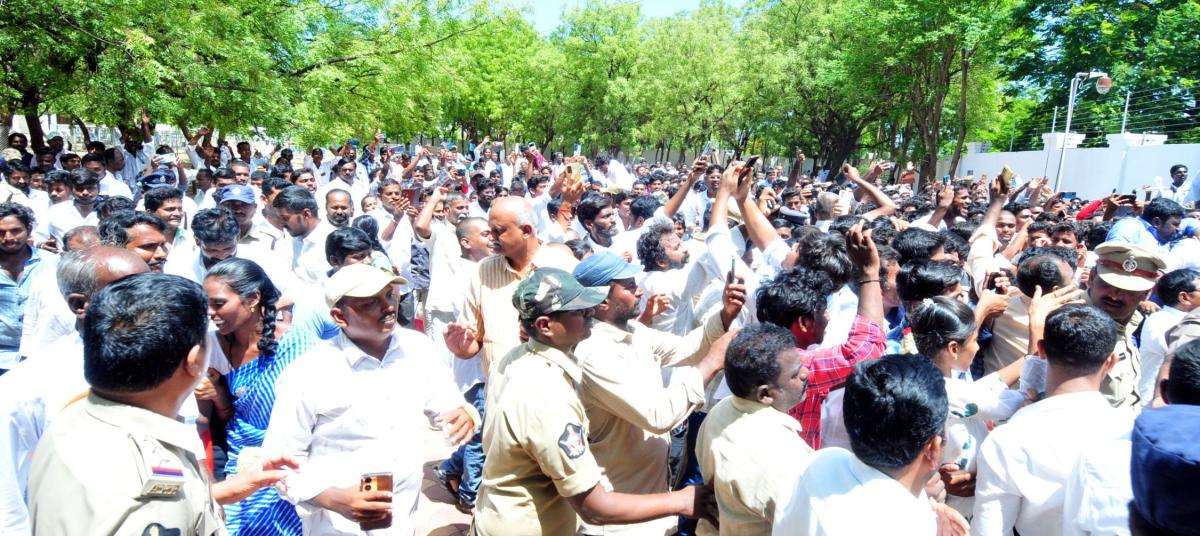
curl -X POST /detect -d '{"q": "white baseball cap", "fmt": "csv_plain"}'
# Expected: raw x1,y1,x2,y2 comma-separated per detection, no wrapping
325,264,407,308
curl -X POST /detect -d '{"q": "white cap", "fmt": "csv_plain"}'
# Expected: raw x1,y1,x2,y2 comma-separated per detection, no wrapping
325,264,407,308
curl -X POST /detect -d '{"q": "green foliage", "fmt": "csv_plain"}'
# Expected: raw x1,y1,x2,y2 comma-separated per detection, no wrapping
5,0,1182,165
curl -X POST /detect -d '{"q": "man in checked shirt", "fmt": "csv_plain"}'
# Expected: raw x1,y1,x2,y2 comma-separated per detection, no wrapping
756,221,886,449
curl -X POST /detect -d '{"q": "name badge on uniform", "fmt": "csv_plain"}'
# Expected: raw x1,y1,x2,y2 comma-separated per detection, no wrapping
139,462,185,499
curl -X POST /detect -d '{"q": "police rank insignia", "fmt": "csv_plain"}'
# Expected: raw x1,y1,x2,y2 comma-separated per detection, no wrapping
1122,257,1138,272
558,422,587,459
140,463,185,499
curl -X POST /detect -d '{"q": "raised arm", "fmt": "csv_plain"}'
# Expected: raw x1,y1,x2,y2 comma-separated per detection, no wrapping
786,149,806,190
846,163,898,220
414,187,447,240
664,158,706,219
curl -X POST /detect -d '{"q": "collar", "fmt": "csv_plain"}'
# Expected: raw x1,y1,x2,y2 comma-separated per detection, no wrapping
843,450,929,502
526,339,583,383
729,396,804,434
594,320,635,344
333,330,402,369
1136,217,1164,243
83,393,204,456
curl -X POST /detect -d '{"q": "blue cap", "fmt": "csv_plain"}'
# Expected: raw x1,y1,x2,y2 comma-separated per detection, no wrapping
140,171,175,190
573,251,642,287
218,184,256,205
1131,405,1200,534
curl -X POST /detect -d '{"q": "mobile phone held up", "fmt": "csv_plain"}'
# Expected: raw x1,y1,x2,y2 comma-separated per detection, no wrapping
359,472,394,531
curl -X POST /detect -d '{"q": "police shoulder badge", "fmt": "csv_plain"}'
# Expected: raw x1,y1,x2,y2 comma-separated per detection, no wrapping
558,422,587,459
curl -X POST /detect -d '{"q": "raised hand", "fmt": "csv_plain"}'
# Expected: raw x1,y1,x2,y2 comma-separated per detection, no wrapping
720,275,747,328
443,322,478,357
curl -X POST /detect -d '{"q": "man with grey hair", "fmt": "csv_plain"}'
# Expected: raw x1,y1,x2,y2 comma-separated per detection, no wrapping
0,246,150,533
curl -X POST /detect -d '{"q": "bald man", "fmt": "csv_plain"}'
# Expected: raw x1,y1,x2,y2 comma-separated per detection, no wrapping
438,197,580,510
0,246,150,533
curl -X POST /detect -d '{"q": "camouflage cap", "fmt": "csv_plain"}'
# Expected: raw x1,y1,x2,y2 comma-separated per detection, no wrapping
513,267,607,321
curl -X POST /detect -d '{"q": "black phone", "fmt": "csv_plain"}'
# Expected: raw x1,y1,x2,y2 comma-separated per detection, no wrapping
727,258,736,285
738,156,760,183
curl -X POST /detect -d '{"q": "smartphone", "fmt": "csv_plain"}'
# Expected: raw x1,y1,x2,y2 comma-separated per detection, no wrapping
738,155,760,183
1060,191,1077,200
359,472,394,531
998,165,1014,186
726,258,736,285
400,186,421,208
573,144,581,157
702,141,714,158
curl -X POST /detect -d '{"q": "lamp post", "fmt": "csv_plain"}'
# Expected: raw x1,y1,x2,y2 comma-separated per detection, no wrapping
1053,71,1111,192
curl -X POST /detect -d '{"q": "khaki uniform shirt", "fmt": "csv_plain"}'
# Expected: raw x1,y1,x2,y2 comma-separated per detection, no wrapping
981,293,1032,376
575,313,726,535
28,394,224,536
1101,306,1143,409
474,341,602,536
459,246,577,374
696,396,813,536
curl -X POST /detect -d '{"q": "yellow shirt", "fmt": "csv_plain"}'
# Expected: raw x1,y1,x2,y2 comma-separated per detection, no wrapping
982,293,1032,376
575,312,726,535
474,340,602,536
696,396,814,536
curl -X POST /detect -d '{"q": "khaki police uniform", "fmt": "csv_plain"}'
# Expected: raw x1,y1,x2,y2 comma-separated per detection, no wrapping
473,340,603,536
1091,242,1167,410
28,394,224,536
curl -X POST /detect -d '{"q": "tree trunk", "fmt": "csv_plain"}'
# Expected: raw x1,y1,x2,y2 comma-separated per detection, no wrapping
947,49,971,179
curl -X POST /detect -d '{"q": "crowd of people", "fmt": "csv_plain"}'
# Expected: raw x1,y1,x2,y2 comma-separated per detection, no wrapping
1,125,1199,536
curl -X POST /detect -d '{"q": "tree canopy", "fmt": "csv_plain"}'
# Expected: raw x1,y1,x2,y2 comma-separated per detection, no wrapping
2,0,1196,174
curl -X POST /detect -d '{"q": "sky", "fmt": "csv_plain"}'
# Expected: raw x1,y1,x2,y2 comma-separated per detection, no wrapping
513,0,712,35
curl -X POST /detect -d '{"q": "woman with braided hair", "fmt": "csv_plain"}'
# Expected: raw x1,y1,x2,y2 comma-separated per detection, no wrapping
200,257,320,535
908,296,1030,519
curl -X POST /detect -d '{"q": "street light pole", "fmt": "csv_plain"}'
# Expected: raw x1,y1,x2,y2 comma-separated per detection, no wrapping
1053,71,1111,192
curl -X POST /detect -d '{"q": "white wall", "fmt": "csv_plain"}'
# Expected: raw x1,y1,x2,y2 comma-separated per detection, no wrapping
946,134,1200,201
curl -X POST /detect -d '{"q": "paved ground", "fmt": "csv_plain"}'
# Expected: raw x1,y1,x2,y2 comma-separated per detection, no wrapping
414,427,475,536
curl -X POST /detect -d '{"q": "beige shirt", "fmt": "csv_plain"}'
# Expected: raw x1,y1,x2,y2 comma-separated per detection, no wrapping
575,313,726,535
696,396,813,536
474,341,602,536
459,245,577,374
28,394,224,536
1101,306,1143,409
982,293,1032,376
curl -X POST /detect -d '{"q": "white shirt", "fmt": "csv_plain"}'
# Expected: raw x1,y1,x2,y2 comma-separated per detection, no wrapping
1061,433,1133,536
820,285,857,348
263,329,470,536
163,242,299,295
421,219,466,315
972,391,1134,536
122,142,154,184
317,176,369,218
99,172,133,199
774,447,936,536
38,202,99,244
0,332,211,534
17,262,74,360
289,221,335,285
1138,306,1186,406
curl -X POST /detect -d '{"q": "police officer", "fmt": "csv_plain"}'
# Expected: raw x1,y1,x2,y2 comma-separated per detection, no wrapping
27,273,294,535
1087,241,1167,409
473,268,712,536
